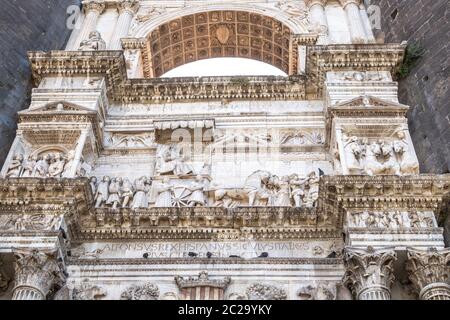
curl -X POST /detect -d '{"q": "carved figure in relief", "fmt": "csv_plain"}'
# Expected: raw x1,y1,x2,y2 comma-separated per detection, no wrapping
380,141,401,175
389,211,403,228
304,171,320,208
62,151,75,178
343,136,363,173
154,178,173,207
131,176,150,209
289,174,307,207
34,154,50,177
48,153,66,177
95,176,110,208
364,141,387,176
106,178,122,209
365,211,377,228
393,131,419,175
6,154,24,177
121,178,134,208
78,31,106,51
409,211,422,228
276,1,308,18
89,177,98,195
275,176,292,207
246,170,273,206
22,155,37,177
156,144,194,176
188,176,207,207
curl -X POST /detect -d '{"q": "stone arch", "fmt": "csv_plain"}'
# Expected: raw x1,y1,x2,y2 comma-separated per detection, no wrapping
31,146,69,158
131,5,310,78
132,4,309,38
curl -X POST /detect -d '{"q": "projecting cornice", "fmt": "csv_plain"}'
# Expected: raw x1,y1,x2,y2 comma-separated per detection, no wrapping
306,43,407,98
0,175,449,241
28,43,406,102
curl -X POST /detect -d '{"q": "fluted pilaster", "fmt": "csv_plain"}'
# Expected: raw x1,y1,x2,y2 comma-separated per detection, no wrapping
109,0,140,50
406,248,450,300
305,0,329,44
339,0,367,43
12,249,65,300
343,246,397,300
76,0,106,49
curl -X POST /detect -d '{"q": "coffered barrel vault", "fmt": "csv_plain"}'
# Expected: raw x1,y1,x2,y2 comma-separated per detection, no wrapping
0,0,449,301
147,11,293,77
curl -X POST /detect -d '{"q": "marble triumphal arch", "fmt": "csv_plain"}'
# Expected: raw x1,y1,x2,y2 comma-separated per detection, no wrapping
0,0,449,300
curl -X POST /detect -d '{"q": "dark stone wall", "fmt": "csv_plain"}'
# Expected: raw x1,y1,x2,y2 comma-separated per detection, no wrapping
369,0,450,174
0,0,80,166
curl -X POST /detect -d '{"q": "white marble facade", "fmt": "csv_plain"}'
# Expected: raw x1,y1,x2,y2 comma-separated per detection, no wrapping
0,0,449,301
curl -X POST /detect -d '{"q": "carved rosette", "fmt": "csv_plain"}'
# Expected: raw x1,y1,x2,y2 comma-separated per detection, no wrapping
343,246,397,300
12,249,65,300
175,271,231,300
406,248,450,300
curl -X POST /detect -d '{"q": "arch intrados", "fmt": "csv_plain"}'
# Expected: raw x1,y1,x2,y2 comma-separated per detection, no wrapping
137,9,300,78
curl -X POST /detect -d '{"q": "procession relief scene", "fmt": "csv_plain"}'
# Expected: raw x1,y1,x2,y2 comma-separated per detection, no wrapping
90,138,322,209
347,210,437,229
4,123,421,211
5,150,91,179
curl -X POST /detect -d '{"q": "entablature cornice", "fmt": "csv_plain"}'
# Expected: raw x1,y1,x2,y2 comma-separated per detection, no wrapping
320,175,450,216
28,43,406,103
306,43,406,98
1,175,449,241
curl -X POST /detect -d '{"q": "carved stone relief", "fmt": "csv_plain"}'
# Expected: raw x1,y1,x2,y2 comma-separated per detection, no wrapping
5,150,91,179
104,131,155,149
78,31,106,51
341,131,419,176
245,283,287,300
0,214,63,232
297,282,337,300
121,283,160,300
348,210,436,229
73,280,107,300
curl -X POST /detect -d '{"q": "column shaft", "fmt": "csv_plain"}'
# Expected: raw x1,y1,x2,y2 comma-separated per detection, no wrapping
109,10,134,50
75,1,105,49
76,11,101,49
343,2,367,43
309,3,329,44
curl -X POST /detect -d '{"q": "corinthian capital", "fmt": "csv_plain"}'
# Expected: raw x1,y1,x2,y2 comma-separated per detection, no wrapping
118,0,140,15
82,0,106,14
304,0,327,8
343,246,397,300
406,248,450,300
13,249,65,300
338,0,361,8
